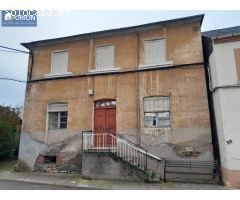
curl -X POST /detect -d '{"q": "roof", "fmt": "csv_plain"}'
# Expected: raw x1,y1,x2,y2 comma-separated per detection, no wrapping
21,14,204,49
203,26,240,38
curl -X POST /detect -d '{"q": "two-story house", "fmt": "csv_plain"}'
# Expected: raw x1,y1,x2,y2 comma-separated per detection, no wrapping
203,26,240,188
18,14,214,181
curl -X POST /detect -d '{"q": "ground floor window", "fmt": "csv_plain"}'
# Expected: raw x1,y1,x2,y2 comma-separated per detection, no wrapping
144,96,170,128
48,103,68,130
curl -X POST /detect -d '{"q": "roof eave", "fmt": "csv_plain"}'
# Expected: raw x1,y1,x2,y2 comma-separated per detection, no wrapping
211,32,240,40
21,14,204,50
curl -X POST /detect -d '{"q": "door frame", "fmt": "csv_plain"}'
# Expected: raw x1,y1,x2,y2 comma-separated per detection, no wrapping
93,99,116,134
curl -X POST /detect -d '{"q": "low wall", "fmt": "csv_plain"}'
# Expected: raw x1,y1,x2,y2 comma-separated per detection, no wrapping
82,152,142,182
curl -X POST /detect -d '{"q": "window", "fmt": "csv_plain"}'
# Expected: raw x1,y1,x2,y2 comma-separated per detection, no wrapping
51,51,68,74
95,100,116,108
144,96,170,128
96,45,114,70
144,39,166,65
234,48,240,81
44,156,56,164
48,103,68,130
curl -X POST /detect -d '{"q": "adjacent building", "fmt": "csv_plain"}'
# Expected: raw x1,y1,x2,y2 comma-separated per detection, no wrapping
18,14,214,181
203,26,240,187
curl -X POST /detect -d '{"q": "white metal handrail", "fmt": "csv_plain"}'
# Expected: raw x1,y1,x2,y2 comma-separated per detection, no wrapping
82,132,148,170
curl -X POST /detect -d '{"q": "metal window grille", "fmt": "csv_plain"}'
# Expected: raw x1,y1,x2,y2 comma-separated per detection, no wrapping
51,51,68,74
96,45,114,70
144,39,166,65
144,96,170,128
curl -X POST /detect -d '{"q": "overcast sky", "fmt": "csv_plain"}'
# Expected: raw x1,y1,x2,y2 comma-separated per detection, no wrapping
1,10,240,107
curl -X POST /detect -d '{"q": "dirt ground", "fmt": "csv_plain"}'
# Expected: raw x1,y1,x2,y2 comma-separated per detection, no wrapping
0,159,17,172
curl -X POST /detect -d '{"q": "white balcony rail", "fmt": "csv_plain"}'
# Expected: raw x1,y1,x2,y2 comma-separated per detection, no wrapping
82,132,148,171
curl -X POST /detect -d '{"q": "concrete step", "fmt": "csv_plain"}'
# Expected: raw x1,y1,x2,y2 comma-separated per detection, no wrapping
151,175,161,183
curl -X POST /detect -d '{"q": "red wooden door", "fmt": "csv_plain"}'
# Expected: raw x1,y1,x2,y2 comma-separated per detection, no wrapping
94,109,105,134
105,108,116,135
105,108,116,146
94,100,116,147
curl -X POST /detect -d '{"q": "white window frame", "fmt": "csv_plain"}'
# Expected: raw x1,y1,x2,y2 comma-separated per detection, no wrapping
138,38,173,69
47,103,68,131
143,96,171,128
89,45,119,74
45,50,72,78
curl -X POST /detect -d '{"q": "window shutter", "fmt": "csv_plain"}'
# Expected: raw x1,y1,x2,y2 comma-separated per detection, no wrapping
234,48,240,81
52,51,68,74
96,45,114,70
48,103,68,112
144,39,166,65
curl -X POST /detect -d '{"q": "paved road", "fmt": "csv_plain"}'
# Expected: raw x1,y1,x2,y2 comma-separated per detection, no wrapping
0,180,92,190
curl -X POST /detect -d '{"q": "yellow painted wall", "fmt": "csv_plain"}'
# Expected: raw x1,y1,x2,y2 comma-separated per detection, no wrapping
22,21,211,157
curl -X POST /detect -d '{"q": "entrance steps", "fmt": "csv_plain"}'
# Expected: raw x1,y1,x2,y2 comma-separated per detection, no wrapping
83,132,162,182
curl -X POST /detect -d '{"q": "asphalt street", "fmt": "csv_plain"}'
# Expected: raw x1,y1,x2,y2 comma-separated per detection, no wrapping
0,180,94,190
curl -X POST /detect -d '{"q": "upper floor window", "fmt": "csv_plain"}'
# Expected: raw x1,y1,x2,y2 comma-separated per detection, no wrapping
234,48,240,81
144,96,170,128
51,51,68,74
144,39,166,65
96,45,114,70
48,103,68,130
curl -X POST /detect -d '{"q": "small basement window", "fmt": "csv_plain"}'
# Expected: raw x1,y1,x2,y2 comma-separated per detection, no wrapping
45,156,56,164
48,103,68,130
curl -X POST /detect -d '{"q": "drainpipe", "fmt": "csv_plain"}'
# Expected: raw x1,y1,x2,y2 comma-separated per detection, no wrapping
136,32,141,145
28,51,34,81
202,36,222,184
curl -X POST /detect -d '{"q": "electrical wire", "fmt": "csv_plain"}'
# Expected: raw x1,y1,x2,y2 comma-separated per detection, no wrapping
0,45,29,83
0,44,33,80
0,77,26,83
0,49,24,53
0,45,30,54
0,75,26,83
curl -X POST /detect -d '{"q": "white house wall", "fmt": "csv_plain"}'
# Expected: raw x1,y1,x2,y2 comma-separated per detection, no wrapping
212,41,240,86
209,39,240,187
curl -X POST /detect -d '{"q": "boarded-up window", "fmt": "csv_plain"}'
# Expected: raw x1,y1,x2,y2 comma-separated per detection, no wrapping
234,48,240,81
144,39,166,65
48,103,68,130
144,96,170,128
96,45,114,70
51,51,68,74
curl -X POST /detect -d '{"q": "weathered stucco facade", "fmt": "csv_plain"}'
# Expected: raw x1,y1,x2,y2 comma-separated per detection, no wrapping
19,15,213,179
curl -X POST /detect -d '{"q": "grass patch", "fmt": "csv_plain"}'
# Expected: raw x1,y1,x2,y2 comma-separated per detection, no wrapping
0,158,18,172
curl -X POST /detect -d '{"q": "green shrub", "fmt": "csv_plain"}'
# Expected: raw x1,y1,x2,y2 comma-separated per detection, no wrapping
0,105,21,160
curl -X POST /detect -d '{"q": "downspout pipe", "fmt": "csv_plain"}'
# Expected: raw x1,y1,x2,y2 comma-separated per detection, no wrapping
28,52,34,81
136,32,141,145
202,36,222,184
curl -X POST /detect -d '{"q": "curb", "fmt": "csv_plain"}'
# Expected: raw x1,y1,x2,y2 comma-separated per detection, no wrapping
0,177,101,190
